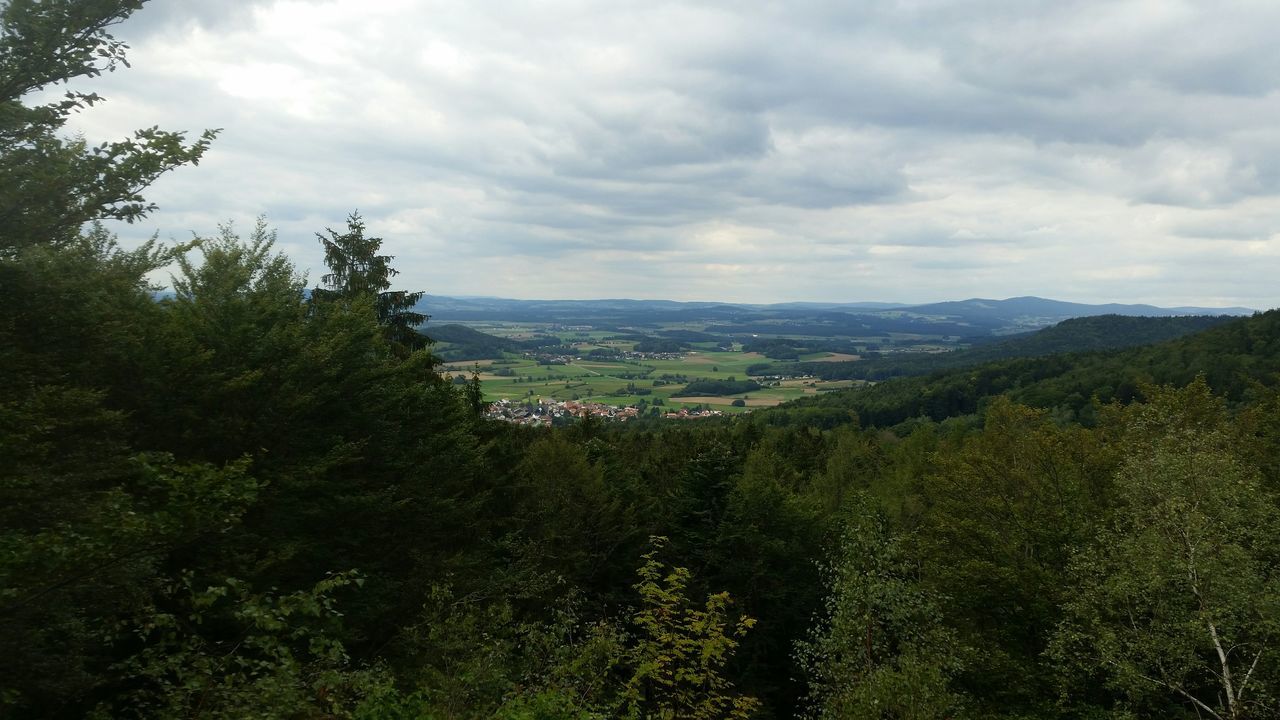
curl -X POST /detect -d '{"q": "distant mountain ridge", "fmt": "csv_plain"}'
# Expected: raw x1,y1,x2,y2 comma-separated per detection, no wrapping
900,296,1256,321
423,294,1254,316
419,294,1256,337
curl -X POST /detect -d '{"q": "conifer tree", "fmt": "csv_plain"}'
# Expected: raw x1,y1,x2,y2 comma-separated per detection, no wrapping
313,212,427,352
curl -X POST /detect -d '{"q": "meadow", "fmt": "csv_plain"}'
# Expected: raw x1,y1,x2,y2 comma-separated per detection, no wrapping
438,327,866,411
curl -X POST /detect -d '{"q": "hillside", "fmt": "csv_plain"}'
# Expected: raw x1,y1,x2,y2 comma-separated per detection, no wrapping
756,314,1238,382
759,309,1280,429
419,294,1254,338
421,323,521,361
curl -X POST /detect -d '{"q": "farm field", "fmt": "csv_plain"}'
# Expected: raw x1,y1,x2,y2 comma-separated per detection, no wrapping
422,317,942,412
424,302,1234,416
441,347,865,411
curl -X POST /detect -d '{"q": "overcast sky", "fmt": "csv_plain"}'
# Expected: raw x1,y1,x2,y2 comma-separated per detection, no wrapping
64,0,1280,307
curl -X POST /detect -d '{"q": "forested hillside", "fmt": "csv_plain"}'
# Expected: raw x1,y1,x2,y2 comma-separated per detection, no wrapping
750,314,1236,382
5,4,1280,720
424,323,523,361
762,310,1280,430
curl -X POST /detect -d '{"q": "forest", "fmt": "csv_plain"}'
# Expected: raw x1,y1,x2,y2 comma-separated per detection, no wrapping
746,314,1238,382
5,3,1280,720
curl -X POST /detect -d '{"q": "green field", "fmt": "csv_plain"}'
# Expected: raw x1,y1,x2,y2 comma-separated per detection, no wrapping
442,347,864,411
429,319,881,411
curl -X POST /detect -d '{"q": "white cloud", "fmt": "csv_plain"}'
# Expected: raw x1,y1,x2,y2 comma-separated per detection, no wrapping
55,0,1280,308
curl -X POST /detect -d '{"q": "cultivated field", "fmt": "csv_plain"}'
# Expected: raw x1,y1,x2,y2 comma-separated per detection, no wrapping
441,341,865,411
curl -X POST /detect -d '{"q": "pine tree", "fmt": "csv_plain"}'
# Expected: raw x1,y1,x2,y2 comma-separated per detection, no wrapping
312,212,427,353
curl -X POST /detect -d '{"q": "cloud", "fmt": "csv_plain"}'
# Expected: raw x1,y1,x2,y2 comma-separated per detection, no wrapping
52,0,1280,308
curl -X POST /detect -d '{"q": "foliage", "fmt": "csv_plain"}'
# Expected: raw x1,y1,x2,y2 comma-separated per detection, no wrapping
508,433,631,591
634,337,688,354
313,211,427,352
741,337,862,361
1052,380,1280,719
0,0,217,254
918,398,1111,710
623,537,761,720
0,3,220,701
798,496,965,720
92,571,385,720
0,451,258,712
405,584,631,718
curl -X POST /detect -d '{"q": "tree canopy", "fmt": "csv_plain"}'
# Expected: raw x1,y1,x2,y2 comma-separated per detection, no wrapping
0,0,216,254
312,211,427,352
7,3,1280,719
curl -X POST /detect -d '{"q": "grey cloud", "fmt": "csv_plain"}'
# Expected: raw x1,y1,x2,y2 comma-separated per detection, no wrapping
118,0,277,39
1171,212,1280,241
66,0,1280,307
910,258,995,271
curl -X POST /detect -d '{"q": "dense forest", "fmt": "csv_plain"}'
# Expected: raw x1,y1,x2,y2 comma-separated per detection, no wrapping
425,324,568,362
5,4,1280,720
747,314,1237,381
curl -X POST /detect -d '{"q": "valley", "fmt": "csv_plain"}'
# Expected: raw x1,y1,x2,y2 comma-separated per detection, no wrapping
438,323,869,414
425,297,1248,415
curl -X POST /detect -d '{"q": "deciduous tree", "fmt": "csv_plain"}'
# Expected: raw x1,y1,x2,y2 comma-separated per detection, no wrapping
798,496,965,720
1053,381,1280,719
0,0,216,254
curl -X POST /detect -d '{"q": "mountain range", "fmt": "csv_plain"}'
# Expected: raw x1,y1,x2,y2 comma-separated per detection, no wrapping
419,294,1256,337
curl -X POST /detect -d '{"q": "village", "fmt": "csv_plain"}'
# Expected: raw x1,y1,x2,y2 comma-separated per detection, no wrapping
529,348,687,364
483,398,726,426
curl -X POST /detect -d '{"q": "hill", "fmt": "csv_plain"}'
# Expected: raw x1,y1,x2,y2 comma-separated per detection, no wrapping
418,294,1255,338
900,295,1255,326
754,314,1238,381
421,323,521,361
757,310,1280,429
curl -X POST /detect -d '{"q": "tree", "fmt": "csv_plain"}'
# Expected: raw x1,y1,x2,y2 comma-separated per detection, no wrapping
156,219,490,669
312,212,427,352
0,451,259,714
1052,381,1280,719
810,423,883,514
918,397,1108,710
0,2,222,712
623,537,760,720
0,0,217,254
708,446,826,711
156,219,312,463
797,496,965,720
91,571,385,720
511,434,627,590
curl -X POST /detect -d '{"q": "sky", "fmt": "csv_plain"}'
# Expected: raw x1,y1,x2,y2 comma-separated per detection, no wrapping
61,0,1280,307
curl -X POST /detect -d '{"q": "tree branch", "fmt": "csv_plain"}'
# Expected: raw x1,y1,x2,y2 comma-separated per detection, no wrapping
1236,647,1264,704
